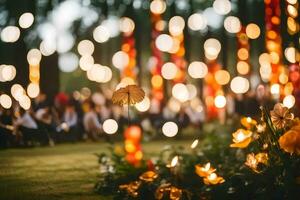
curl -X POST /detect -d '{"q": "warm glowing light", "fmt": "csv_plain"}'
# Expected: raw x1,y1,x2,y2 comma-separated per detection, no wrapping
279,73,289,84
19,12,34,29
169,16,185,36
0,94,12,109
286,0,297,4
77,40,94,56
237,48,249,60
204,38,221,60
186,84,197,100
230,129,252,148
284,47,297,63
230,76,250,94
0,65,16,82
188,13,207,31
155,34,173,52
214,70,230,85
170,156,179,167
259,64,272,82
150,0,166,14
27,49,42,66
237,61,250,75
27,83,40,98
112,51,129,70
167,98,181,113
188,61,208,79
246,23,260,39
214,95,226,108
1,26,20,43
19,95,31,110
172,83,189,103
119,17,135,35
79,55,94,71
135,96,151,112
103,119,118,134
161,62,178,80
270,83,280,96
93,25,110,43
213,0,231,15
162,121,178,137
151,75,163,88
11,84,25,101
224,16,241,33
259,53,271,65
39,40,56,56
283,95,295,109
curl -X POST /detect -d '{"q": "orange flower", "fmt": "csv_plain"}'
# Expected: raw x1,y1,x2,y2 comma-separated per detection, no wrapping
155,184,182,200
203,173,225,185
245,153,268,172
119,181,141,197
195,162,216,177
170,186,182,200
230,129,252,148
139,171,158,182
270,103,294,129
241,117,257,129
279,129,300,155
255,153,268,165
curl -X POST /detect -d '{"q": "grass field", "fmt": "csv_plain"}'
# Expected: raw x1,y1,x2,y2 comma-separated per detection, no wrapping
0,140,191,200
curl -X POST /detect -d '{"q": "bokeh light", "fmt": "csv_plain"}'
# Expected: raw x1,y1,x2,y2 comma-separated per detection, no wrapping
230,76,250,94
214,95,226,108
135,96,151,112
172,83,189,103
19,12,34,29
237,61,250,75
112,51,129,70
150,0,166,14
27,83,40,98
224,16,241,33
1,26,20,43
0,94,12,109
77,40,94,56
161,62,178,80
58,53,79,73
283,95,295,109
155,34,173,52
93,25,110,43
103,119,118,134
204,38,221,60
169,16,185,36
188,61,208,79
188,13,207,31
27,49,42,66
79,55,94,71
162,121,178,137
214,70,230,85
213,0,231,15
246,23,260,39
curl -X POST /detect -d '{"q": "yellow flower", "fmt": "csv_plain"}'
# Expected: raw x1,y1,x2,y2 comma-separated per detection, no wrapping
112,85,145,106
230,129,252,148
139,171,158,182
245,153,268,172
270,103,294,130
195,162,216,177
279,129,300,155
203,173,225,185
241,117,257,129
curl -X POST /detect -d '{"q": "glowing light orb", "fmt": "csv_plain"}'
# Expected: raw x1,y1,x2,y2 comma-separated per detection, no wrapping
237,61,250,75
58,53,79,73
204,38,221,60
135,96,151,112
19,12,34,29
0,94,12,109
112,51,129,70
172,83,189,103
169,16,185,36
161,62,178,80
1,26,20,43
270,83,280,95
150,0,166,14
188,61,208,79
0,65,16,82
120,17,135,35
155,34,173,52
11,84,25,101
79,55,94,71
101,66,112,83
27,49,42,66
230,76,250,94
151,75,163,89
186,84,197,100
19,95,31,110
77,40,94,56
224,16,241,33
214,70,230,85
162,121,178,137
103,119,118,134
213,0,231,15
284,47,297,63
246,23,260,39
214,95,226,108
93,25,110,43
237,48,249,60
188,13,207,31
27,83,40,98
283,95,295,109
39,40,56,56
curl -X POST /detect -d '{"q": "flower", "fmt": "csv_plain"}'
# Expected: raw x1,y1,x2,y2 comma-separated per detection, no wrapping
230,129,252,148
155,184,182,200
245,153,268,172
279,129,300,155
112,85,145,106
139,171,158,182
195,162,216,177
270,103,294,130
203,173,225,185
119,181,141,197
241,117,257,129
245,153,259,172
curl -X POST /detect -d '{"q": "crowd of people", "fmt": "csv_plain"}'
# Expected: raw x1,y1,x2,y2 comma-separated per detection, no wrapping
0,88,277,149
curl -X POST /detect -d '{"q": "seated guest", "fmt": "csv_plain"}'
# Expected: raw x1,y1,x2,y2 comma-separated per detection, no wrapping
83,101,102,141
0,108,15,148
61,102,79,142
15,108,49,146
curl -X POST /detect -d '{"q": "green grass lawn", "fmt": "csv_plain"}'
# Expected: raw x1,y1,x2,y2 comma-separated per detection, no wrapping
0,140,191,200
